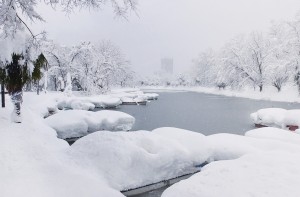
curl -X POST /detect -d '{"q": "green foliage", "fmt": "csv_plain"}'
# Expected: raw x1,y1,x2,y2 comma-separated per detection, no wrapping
5,53,31,94
0,67,5,82
32,53,48,82
1,53,48,94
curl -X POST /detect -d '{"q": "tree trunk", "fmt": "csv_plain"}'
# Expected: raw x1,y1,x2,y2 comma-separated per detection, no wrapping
10,91,23,123
54,77,57,91
1,82,5,108
259,85,263,92
37,80,40,95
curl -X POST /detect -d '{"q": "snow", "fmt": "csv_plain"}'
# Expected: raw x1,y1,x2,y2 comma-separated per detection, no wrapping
250,108,300,129
143,85,300,103
162,151,300,197
0,32,28,63
162,127,300,197
0,98,124,197
3,90,300,197
44,110,135,139
283,110,300,127
250,108,287,127
70,128,211,191
57,95,122,110
70,100,96,111
246,127,300,145
111,88,159,103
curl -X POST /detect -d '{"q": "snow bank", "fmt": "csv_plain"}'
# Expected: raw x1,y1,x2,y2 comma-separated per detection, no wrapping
246,127,300,145
162,127,300,197
162,151,300,197
143,85,300,103
250,108,300,129
0,103,124,197
44,110,135,139
57,95,122,110
70,128,211,191
23,92,60,118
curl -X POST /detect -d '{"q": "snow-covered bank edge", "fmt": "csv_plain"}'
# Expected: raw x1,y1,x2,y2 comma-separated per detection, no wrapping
142,86,300,103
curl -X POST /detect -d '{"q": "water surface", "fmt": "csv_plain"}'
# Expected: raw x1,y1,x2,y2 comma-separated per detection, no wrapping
114,91,300,135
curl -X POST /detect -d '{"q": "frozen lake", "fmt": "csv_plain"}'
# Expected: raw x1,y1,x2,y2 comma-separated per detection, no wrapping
109,90,300,197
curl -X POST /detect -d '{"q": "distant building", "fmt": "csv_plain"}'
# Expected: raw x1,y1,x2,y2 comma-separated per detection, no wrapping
161,58,173,75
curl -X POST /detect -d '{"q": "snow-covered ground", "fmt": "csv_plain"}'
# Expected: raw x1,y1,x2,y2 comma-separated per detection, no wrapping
2,91,300,197
0,94,124,197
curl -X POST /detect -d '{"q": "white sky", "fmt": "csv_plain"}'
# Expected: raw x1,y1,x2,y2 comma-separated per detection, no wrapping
31,0,300,75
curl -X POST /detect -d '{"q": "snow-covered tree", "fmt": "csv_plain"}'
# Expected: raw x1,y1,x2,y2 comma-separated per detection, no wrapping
191,50,216,86
0,32,44,122
88,40,130,93
223,33,272,91
0,0,137,38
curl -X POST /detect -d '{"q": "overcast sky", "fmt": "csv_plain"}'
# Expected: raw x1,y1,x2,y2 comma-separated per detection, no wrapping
32,0,300,76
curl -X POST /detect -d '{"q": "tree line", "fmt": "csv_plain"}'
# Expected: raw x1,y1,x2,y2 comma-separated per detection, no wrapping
190,13,300,93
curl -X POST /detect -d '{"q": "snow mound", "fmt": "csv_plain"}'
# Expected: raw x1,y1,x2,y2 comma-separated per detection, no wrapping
57,95,122,110
250,108,300,130
70,128,211,191
44,110,135,139
250,108,287,127
162,151,300,197
70,100,95,111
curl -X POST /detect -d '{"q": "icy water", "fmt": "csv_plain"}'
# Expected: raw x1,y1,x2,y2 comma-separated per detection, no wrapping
114,91,300,135
105,90,300,197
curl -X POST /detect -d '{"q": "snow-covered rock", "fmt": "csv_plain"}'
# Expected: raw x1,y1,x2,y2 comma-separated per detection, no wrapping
250,108,287,127
250,108,300,130
44,110,135,139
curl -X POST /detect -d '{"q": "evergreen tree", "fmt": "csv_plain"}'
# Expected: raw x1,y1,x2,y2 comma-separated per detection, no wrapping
5,54,31,123
32,53,48,95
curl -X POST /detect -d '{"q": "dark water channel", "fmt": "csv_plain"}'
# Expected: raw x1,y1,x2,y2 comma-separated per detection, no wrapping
108,91,300,197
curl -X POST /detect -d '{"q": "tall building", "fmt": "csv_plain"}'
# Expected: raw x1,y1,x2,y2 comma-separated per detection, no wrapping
161,58,173,75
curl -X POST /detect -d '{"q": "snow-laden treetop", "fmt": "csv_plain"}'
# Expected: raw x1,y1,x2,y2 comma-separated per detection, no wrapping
0,0,137,38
